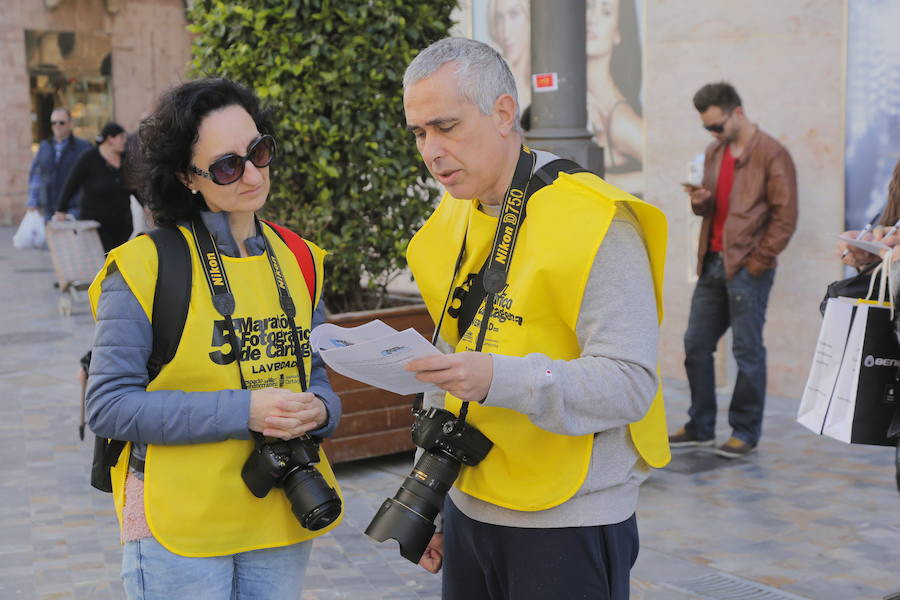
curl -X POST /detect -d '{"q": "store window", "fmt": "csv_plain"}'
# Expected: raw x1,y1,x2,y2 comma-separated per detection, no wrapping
25,30,113,150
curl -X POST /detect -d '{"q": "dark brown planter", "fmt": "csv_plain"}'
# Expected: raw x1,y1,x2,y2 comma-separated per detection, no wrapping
320,302,434,464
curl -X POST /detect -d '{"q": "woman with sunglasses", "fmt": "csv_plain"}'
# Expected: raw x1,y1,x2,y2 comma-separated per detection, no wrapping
84,78,343,599
55,122,132,252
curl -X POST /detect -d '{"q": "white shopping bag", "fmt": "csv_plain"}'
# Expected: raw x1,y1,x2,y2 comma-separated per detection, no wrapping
797,297,857,434
12,210,46,249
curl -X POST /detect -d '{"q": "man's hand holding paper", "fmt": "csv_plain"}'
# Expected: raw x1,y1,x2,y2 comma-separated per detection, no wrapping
310,320,443,396
405,352,494,403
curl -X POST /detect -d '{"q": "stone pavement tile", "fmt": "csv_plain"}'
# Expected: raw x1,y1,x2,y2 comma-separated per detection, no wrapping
633,588,700,600
36,585,75,600
0,565,34,581
0,579,36,599
0,551,33,568
72,581,117,600
787,575,890,600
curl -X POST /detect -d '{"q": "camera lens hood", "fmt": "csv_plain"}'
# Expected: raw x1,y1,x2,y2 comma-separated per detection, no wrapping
365,497,436,564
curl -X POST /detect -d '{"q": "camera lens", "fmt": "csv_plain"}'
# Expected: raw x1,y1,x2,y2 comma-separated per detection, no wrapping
403,451,460,519
365,450,461,563
282,466,342,531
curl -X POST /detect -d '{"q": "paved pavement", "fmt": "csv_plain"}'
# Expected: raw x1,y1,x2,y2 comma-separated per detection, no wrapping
2,225,900,600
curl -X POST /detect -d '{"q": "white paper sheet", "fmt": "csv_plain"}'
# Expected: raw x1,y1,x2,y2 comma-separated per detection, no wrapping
311,320,442,396
837,233,892,256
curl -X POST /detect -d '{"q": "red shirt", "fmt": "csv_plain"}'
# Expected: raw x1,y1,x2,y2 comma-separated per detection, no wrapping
709,145,735,252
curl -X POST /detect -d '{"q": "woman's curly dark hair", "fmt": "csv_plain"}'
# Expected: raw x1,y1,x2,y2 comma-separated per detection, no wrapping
135,78,275,227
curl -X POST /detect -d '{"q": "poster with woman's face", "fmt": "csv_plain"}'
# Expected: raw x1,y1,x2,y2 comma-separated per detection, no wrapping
472,0,645,195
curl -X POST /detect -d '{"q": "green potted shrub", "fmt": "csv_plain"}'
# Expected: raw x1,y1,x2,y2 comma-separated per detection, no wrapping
189,0,456,461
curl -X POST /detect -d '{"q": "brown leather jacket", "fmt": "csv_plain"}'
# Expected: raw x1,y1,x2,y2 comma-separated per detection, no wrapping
693,127,798,279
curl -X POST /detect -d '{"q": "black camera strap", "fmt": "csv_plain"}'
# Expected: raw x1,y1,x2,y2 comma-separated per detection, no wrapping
414,149,586,418
471,145,534,347
413,242,467,413
426,145,536,421
455,156,585,344
190,217,308,394
191,217,248,391
258,216,309,392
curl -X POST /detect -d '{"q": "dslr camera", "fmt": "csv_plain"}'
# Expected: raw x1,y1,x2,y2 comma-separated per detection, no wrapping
365,407,493,562
242,435,342,531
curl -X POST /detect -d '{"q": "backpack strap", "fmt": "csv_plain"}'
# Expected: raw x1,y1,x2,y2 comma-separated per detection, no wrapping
261,220,318,304
92,227,192,490
532,158,588,190
146,227,192,381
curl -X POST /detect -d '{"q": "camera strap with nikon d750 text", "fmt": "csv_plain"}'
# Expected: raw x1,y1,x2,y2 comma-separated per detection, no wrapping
420,146,587,420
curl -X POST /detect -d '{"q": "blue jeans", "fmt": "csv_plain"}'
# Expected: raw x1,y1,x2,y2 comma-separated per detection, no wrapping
121,537,313,600
683,253,775,447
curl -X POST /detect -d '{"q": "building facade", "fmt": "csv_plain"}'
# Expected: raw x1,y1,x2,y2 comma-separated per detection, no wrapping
0,0,192,225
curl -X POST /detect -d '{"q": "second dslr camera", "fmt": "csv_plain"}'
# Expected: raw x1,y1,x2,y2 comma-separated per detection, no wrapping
365,406,492,562
242,435,342,531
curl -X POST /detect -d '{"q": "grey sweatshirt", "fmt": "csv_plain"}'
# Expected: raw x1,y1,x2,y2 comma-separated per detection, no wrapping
86,211,341,462
427,151,660,528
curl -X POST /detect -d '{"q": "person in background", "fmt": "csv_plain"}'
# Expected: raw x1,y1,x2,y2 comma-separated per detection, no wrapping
27,108,91,220
86,78,343,599
671,82,798,458
54,122,132,252
838,159,900,270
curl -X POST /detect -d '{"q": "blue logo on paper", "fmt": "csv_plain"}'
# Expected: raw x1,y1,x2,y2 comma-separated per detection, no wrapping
381,346,408,357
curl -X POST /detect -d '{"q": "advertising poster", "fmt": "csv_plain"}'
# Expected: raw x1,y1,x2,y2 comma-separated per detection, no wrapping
469,0,645,195
845,0,900,230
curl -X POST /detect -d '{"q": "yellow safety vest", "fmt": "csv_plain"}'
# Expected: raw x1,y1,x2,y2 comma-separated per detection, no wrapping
407,172,670,512
88,224,343,557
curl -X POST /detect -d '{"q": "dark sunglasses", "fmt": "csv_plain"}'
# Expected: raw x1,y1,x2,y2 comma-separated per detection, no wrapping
189,135,276,185
51,120,67,126
703,113,731,133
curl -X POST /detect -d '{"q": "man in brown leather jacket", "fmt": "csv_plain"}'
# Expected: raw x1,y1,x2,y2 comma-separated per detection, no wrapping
670,82,798,458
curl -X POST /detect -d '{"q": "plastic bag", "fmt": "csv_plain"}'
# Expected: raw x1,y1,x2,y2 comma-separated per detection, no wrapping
12,210,46,249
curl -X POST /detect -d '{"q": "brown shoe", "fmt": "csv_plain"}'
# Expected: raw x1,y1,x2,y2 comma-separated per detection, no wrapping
715,437,755,458
668,427,715,448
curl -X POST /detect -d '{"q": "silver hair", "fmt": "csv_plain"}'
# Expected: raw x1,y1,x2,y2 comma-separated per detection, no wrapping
403,37,522,133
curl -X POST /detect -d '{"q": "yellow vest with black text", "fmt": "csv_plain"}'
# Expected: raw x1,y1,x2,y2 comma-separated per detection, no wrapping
407,172,670,512
88,225,343,557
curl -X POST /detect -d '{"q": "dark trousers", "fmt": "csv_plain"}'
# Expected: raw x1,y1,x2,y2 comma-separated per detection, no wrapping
683,253,775,446
441,497,639,600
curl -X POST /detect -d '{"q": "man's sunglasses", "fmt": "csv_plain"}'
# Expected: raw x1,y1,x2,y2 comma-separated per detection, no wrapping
189,135,276,185
703,113,731,134
51,120,67,126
